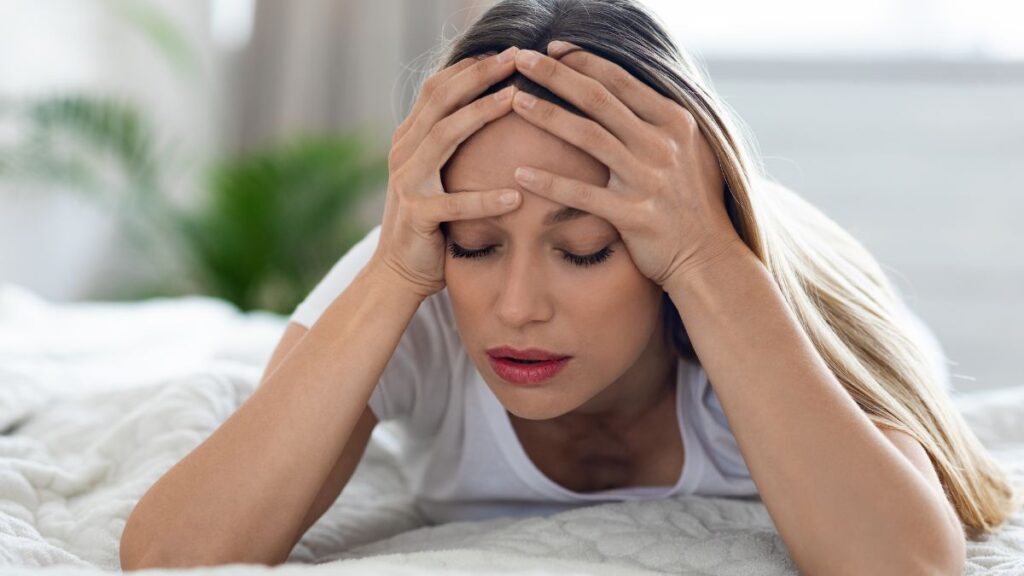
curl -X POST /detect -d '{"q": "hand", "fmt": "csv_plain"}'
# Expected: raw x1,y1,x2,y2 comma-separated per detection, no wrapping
508,41,748,288
372,47,524,299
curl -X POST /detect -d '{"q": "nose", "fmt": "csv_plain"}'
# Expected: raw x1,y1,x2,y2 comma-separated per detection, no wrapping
495,250,554,328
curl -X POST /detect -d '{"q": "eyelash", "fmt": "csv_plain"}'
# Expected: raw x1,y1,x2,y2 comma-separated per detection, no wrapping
446,242,615,268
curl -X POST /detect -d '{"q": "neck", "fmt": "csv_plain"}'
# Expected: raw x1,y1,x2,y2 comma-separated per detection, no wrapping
558,319,678,431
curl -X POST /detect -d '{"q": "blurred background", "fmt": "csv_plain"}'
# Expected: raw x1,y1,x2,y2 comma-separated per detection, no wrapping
0,0,1020,393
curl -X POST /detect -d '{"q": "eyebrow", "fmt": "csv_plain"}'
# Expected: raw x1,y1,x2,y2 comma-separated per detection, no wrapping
492,205,590,226
545,206,590,225
448,188,592,226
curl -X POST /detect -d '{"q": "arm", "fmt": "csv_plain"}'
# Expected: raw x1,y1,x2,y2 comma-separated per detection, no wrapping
119,261,423,569
663,243,967,576
259,321,380,556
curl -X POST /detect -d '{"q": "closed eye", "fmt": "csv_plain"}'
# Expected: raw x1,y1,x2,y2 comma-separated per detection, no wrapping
446,241,614,268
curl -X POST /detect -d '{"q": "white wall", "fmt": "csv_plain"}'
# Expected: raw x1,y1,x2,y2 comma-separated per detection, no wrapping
706,58,1024,392
0,0,225,301
0,2,1019,392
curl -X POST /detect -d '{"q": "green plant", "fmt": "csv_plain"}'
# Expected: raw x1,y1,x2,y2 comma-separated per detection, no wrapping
0,0,390,313
176,133,388,314
0,94,176,269
0,96,387,314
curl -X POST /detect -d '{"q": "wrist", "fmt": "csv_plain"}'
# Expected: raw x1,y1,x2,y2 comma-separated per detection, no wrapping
363,258,435,304
663,239,755,297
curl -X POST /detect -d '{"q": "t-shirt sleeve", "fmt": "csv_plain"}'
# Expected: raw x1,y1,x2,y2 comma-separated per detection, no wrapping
289,224,454,435
696,381,754,484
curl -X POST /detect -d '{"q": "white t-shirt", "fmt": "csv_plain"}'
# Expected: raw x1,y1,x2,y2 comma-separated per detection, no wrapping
289,224,951,524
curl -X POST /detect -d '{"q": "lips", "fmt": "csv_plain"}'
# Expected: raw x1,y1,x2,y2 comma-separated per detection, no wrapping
485,345,571,362
485,346,573,385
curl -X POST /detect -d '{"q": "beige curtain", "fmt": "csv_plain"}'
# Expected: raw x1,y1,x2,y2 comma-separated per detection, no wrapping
224,0,493,158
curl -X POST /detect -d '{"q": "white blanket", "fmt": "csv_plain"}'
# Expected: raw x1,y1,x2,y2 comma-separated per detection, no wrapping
1,282,1021,575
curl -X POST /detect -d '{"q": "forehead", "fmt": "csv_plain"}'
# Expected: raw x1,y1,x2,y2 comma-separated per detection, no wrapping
442,113,610,225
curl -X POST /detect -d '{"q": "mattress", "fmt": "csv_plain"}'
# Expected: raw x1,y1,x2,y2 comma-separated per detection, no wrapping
1,282,1021,575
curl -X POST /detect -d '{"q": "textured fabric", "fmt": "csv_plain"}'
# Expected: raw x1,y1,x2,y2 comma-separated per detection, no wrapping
1,281,1018,574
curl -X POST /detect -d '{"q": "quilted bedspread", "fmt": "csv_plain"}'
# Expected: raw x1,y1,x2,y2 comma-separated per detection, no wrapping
1,282,1022,575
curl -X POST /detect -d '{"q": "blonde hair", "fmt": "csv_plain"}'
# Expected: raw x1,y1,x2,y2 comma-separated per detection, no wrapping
433,0,1024,539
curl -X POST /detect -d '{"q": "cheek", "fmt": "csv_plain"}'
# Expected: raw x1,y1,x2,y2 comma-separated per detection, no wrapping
444,259,498,339
562,261,662,358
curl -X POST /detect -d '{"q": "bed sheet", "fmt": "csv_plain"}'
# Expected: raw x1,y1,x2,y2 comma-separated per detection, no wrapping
1,282,1021,575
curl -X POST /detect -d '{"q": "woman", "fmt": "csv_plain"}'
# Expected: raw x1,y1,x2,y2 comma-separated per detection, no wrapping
119,0,1021,571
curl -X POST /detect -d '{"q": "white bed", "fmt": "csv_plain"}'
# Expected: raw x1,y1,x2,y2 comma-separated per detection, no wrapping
1,282,1021,575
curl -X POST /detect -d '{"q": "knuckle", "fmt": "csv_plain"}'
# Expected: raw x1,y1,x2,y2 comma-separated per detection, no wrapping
571,181,593,204
532,98,554,121
427,119,450,145
442,194,463,218
388,147,402,170
472,58,492,81
670,105,697,131
581,119,607,146
472,93,493,112
609,70,634,96
651,137,677,163
488,51,508,72
584,84,612,110
428,83,451,108
634,195,657,221
418,79,436,102
665,137,681,155
424,69,444,92
390,167,411,194
541,55,560,76
560,50,588,67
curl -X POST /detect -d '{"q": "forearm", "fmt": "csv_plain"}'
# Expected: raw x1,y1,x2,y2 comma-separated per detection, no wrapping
664,243,958,575
120,262,424,569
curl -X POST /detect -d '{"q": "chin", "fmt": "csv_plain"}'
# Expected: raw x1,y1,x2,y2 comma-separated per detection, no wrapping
502,403,565,421
488,382,573,421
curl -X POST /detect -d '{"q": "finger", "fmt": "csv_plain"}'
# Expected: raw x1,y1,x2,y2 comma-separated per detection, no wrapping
512,166,625,226
547,41,685,128
410,84,515,174
511,89,642,176
420,188,521,224
514,48,650,148
398,47,518,164
393,57,478,143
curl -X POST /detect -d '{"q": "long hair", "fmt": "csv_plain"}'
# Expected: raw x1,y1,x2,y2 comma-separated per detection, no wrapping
426,0,1022,539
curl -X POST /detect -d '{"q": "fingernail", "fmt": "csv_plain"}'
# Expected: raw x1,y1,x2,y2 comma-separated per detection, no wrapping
494,85,513,101
515,167,535,183
547,40,569,57
497,46,517,63
517,49,540,69
501,190,519,205
515,91,536,109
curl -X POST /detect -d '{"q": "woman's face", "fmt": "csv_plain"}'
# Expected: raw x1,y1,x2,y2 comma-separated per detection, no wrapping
442,112,669,422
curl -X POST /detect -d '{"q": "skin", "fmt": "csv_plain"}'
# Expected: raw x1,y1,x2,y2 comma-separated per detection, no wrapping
441,112,678,432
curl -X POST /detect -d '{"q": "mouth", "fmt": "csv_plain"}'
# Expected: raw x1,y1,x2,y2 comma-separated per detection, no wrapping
484,346,573,385
485,345,572,363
